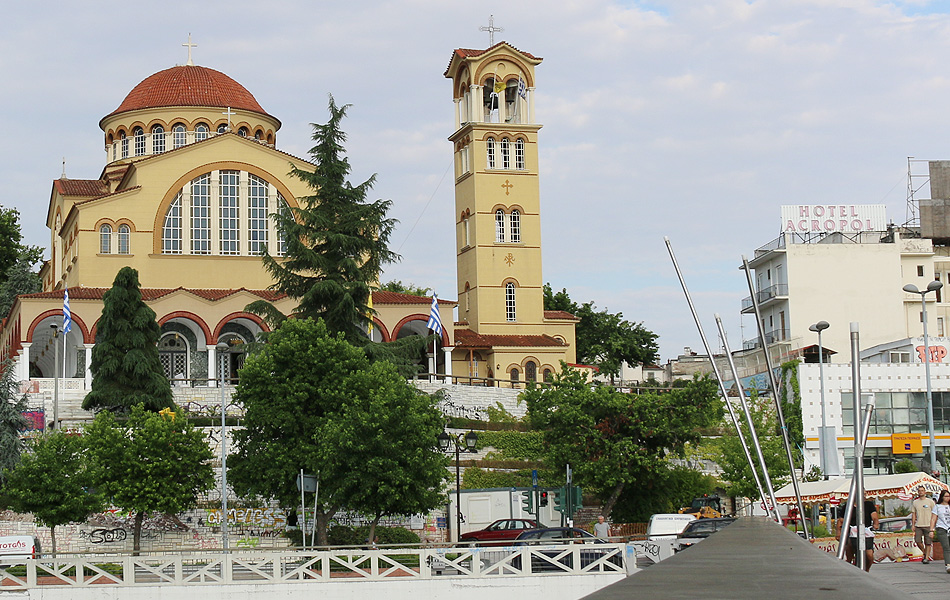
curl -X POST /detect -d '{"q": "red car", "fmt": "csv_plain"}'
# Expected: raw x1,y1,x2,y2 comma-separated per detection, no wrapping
459,519,540,545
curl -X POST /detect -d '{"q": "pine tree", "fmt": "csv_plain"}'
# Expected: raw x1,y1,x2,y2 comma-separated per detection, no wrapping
0,250,42,319
248,96,398,342
0,359,29,481
81,267,173,413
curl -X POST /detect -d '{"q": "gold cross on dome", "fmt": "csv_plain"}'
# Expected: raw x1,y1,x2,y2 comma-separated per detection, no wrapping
501,180,513,195
183,33,198,66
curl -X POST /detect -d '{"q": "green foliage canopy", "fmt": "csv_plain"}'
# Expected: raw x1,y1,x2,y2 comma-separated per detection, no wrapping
0,206,42,292
0,360,28,481
0,250,42,319
716,395,791,500
82,267,173,413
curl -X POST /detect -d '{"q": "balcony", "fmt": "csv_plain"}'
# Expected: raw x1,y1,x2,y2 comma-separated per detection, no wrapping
740,283,789,313
743,328,791,350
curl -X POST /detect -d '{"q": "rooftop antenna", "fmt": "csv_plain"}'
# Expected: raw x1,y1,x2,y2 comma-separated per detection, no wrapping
183,33,197,66
479,15,503,46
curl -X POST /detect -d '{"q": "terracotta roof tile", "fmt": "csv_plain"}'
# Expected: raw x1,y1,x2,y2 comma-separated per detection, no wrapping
444,41,542,76
371,291,456,305
20,287,286,302
53,179,108,197
453,328,567,349
544,310,579,321
105,65,270,121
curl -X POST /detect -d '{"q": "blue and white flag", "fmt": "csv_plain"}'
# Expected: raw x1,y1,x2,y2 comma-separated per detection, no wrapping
63,289,72,334
517,76,527,100
426,295,443,336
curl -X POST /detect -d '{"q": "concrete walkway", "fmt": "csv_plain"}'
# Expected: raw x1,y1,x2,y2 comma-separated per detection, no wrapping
873,559,950,599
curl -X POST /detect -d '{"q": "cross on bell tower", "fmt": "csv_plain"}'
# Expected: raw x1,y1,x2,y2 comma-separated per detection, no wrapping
479,15,504,46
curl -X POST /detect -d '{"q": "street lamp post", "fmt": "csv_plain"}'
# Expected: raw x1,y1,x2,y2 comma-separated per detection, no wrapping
50,324,59,430
215,342,230,550
809,321,830,479
903,281,944,477
437,430,478,543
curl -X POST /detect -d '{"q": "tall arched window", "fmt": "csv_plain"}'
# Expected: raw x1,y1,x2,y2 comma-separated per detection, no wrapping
248,174,269,255
510,368,520,383
501,138,510,169
515,138,525,170
276,193,289,256
117,224,131,254
219,170,240,255
99,224,112,254
120,131,128,158
543,368,553,382
505,282,516,322
483,77,499,121
495,209,506,243
195,123,209,141
254,130,263,141
190,174,211,254
510,210,521,243
486,137,496,169
151,124,165,154
525,361,537,382
133,127,145,156
163,194,182,254
238,127,248,137
173,123,186,148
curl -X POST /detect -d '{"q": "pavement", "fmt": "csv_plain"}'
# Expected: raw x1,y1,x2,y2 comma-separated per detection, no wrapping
873,559,950,599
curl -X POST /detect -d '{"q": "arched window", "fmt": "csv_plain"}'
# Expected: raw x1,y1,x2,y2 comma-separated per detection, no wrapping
190,174,211,254
515,139,525,170
173,123,186,148
152,124,165,154
505,282,516,322
501,138,510,169
195,123,209,141
276,194,289,256
510,368,520,383
162,194,182,254
510,210,521,243
117,224,131,254
525,361,537,382
217,123,228,134
133,127,145,156
219,170,240,255
462,213,470,247
254,130,263,141
99,224,112,254
248,174,269,255
238,127,248,137
158,333,189,382
464,282,471,313
495,209,506,243
505,79,519,122
486,137,496,169
543,368,553,382
120,131,128,158
483,77,499,121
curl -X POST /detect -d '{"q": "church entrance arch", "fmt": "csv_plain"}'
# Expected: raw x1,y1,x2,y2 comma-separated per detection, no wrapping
394,316,444,374
158,333,189,385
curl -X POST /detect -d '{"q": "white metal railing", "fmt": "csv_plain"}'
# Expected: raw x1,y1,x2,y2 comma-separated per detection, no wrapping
0,543,629,589
33,378,85,392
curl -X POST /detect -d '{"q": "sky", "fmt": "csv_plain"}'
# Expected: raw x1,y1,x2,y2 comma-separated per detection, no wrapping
3,0,950,363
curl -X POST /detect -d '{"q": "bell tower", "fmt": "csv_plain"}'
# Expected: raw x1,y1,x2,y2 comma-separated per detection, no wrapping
444,42,576,384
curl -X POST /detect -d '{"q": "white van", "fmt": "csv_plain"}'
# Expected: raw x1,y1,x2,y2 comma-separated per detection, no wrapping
647,514,696,541
0,536,42,563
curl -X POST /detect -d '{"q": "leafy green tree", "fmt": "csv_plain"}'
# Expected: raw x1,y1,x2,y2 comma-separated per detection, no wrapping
4,431,104,553
248,96,398,341
525,369,721,516
0,249,42,319
379,280,432,297
0,206,42,291
0,359,29,482
82,267,172,413
84,405,213,553
543,284,659,381
716,395,790,500
609,463,719,523
229,318,447,545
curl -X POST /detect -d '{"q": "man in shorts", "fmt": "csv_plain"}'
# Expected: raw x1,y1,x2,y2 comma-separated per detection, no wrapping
912,485,936,563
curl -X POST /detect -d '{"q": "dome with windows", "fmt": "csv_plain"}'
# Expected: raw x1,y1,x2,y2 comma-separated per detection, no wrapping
105,65,270,120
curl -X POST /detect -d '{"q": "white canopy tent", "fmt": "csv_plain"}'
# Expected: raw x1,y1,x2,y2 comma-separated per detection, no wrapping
774,472,948,505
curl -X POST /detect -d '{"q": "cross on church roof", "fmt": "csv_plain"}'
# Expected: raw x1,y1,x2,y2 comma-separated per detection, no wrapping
182,33,198,66
479,15,504,46
221,107,235,131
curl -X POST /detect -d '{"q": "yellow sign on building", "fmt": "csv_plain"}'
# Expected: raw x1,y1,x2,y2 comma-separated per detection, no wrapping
892,433,923,454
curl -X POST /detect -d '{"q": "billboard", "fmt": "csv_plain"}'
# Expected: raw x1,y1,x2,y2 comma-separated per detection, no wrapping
781,204,887,234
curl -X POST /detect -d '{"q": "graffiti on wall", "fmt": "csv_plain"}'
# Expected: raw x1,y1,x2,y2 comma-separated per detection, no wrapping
436,392,488,421
205,508,286,528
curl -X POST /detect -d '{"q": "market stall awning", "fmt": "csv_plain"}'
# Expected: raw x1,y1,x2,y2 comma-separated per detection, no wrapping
774,472,948,504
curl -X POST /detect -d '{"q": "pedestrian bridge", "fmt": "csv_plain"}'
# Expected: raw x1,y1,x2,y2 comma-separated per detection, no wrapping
0,542,631,600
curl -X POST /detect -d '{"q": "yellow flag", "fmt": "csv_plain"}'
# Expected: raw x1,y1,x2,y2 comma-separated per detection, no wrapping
494,80,506,94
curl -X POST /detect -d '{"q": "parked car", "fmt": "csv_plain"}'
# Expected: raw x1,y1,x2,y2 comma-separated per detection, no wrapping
512,527,623,571
674,517,737,552
459,518,539,545
648,513,697,541
0,536,41,565
878,516,912,533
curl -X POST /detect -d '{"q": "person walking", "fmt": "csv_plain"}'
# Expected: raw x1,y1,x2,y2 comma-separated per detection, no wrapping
594,515,610,540
836,494,879,571
912,485,937,563
931,489,950,573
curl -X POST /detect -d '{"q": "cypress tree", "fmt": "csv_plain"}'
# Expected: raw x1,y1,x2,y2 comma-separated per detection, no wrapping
82,267,173,413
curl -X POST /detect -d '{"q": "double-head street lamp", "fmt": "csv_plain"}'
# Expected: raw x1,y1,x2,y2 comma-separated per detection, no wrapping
437,430,478,543
809,321,830,479
903,280,943,477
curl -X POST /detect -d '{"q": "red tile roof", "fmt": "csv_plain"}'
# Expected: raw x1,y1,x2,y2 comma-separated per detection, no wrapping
53,179,108,197
453,328,567,349
20,287,286,302
544,310,579,321
444,41,542,76
371,291,456,305
104,65,270,121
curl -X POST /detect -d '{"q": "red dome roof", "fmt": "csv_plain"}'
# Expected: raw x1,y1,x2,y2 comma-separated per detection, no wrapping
104,65,270,121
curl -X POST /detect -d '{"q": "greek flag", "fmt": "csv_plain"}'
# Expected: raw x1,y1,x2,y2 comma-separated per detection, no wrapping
426,295,443,336
63,289,72,334
518,77,527,99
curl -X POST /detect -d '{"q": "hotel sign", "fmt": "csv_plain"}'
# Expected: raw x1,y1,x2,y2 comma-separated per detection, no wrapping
781,204,887,234
892,433,922,455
